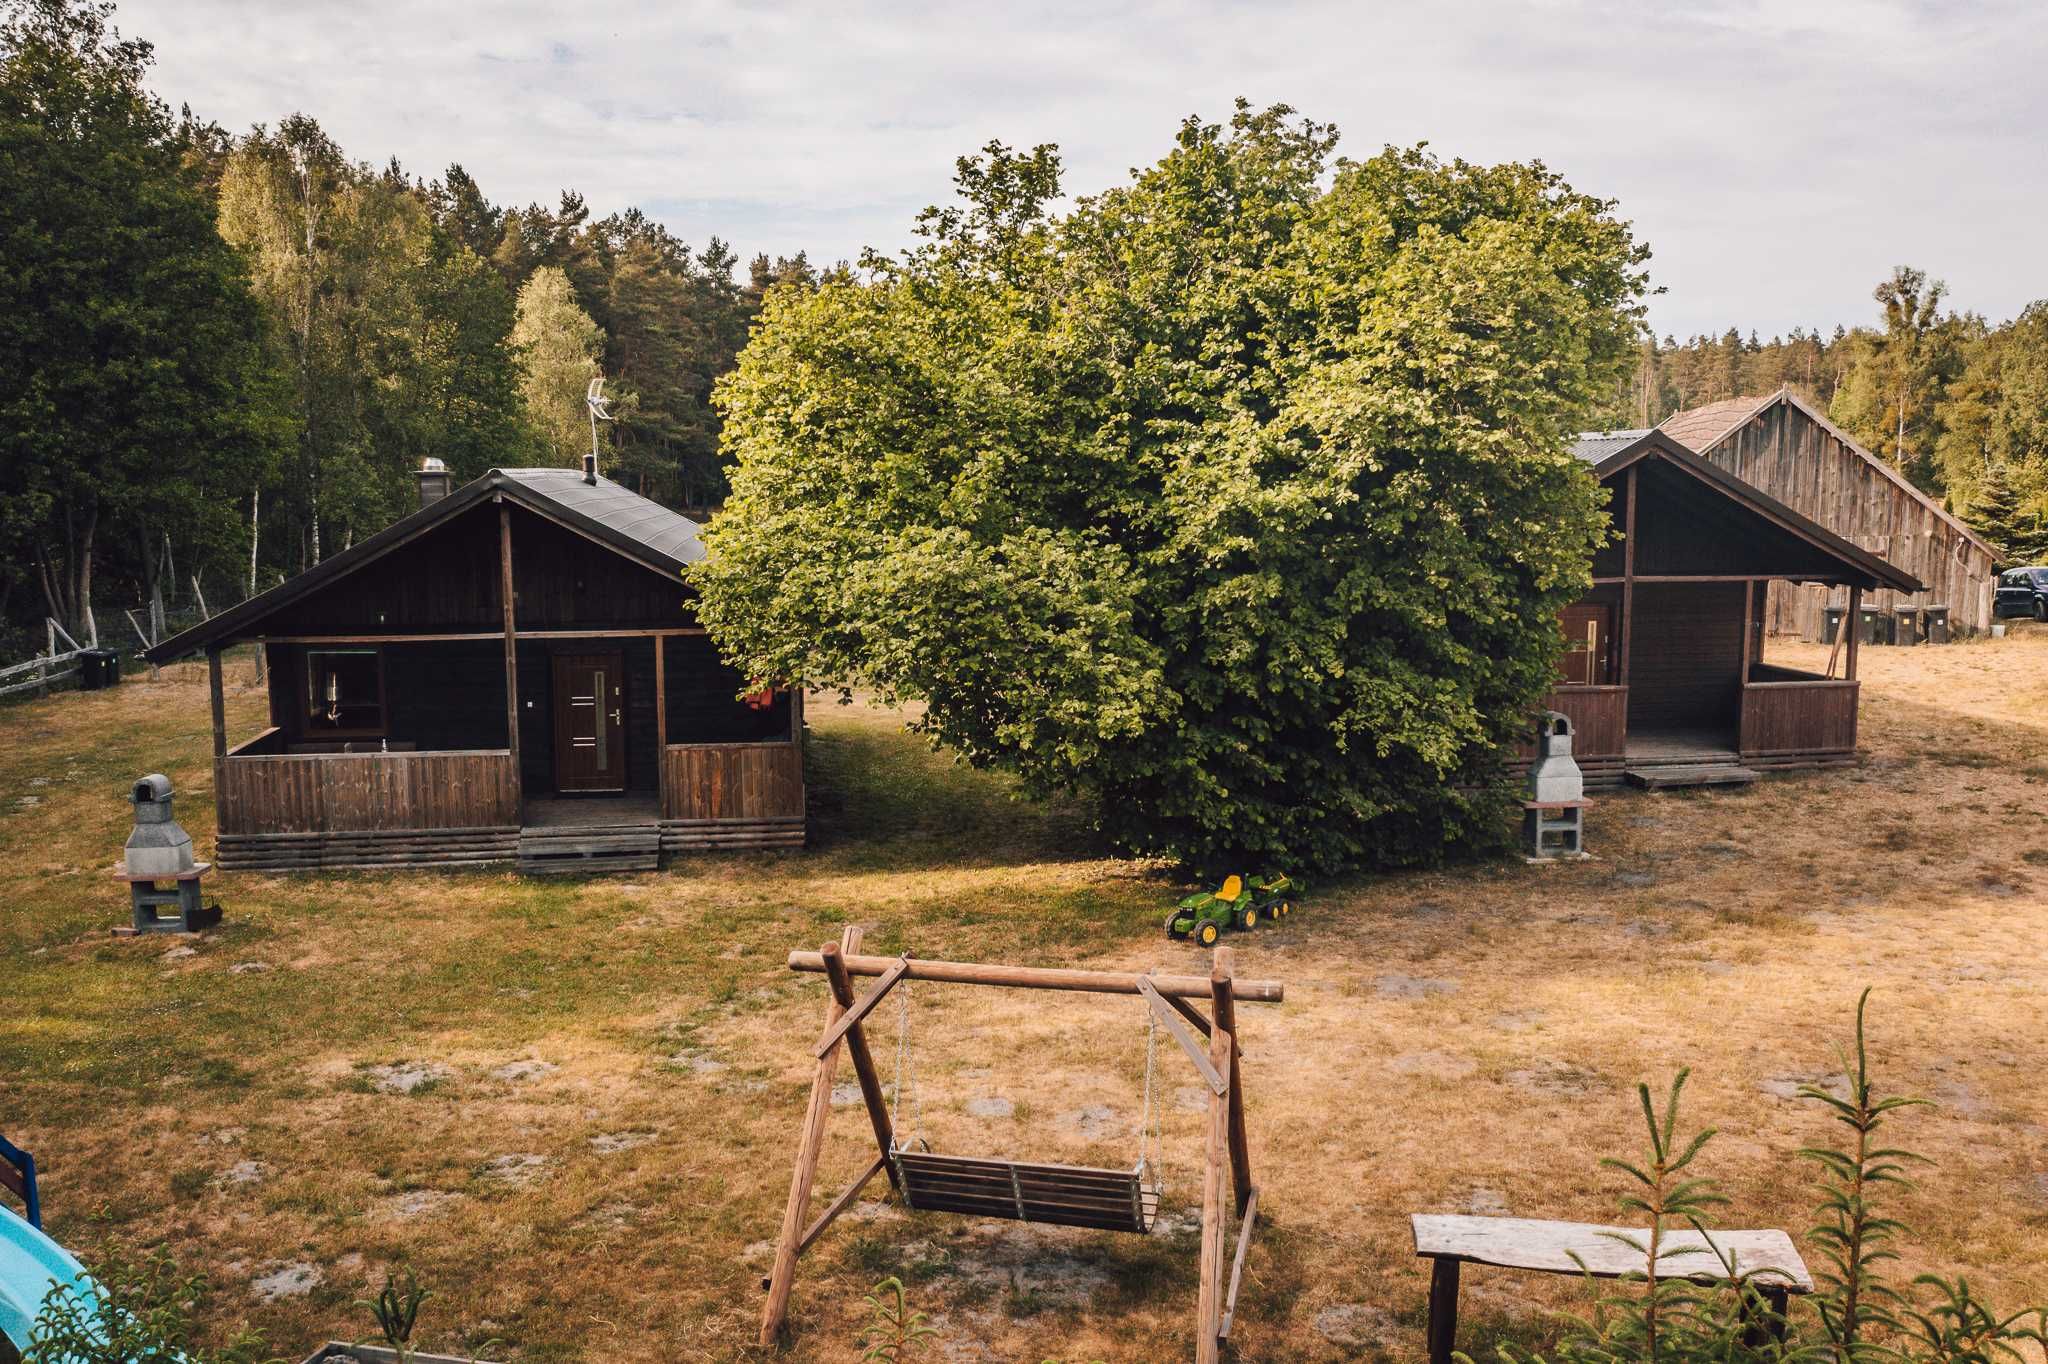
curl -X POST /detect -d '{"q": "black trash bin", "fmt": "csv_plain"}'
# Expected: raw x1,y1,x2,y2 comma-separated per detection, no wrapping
1923,604,1951,644
78,649,121,689
1858,607,1892,645
1894,607,1921,646
1822,605,1847,644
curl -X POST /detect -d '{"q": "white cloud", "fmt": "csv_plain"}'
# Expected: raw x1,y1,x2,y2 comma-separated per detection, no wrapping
125,0,2048,336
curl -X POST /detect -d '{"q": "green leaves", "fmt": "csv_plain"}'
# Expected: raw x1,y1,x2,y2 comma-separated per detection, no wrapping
697,105,1646,871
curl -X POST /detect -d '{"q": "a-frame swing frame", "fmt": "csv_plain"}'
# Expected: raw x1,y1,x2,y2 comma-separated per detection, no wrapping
758,925,1282,1361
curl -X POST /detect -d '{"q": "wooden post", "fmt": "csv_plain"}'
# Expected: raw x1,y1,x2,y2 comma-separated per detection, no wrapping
759,925,864,1347
1426,1255,1461,1364
1737,579,1755,753
653,634,668,754
820,946,899,1191
1211,951,1252,1216
1845,585,1862,682
1618,468,1637,689
498,504,521,768
207,646,226,759
1195,949,1236,1364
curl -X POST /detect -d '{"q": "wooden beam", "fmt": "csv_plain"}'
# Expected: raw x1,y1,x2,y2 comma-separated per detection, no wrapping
654,634,668,753
1738,578,1756,752
498,505,520,768
793,1152,889,1259
1210,949,1253,1216
1218,1185,1260,1340
1618,468,1637,690
1135,977,1228,1095
787,951,1284,1004
207,646,227,759
820,944,899,1188
1427,1255,1461,1364
1845,585,1862,682
1195,951,1236,1364
814,956,908,1058
759,925,863,1347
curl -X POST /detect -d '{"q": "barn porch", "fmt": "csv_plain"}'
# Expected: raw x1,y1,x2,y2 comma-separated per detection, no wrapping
1521,429,1915,791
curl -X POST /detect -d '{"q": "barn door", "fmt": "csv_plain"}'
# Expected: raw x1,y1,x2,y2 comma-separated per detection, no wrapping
1558,605,1614,686
552,651,625,792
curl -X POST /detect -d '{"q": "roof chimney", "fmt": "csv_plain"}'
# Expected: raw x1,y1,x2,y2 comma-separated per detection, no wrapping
416,457,453,509
582,449,598,486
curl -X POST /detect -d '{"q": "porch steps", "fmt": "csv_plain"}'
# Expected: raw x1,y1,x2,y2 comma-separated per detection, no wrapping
517,822,661,876
1623,763,1759,790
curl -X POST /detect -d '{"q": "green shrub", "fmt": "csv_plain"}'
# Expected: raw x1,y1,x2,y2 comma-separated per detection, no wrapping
23,1244,277,1364
695,102,1647,874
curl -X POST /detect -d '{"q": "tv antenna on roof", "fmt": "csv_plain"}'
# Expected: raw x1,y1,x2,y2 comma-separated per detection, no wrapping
584,375,614,483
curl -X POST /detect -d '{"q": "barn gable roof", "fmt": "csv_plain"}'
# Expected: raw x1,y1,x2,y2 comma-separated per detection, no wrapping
1570,428,1922,593
145,468,703,664
1655,388,1996,559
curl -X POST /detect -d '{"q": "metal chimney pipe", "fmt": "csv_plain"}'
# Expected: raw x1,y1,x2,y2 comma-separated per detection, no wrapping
416,457,453,508
583,449,598,486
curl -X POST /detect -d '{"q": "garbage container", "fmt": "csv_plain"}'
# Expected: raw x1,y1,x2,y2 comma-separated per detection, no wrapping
1822,605,1847,644
1858,606,1892,645
78,648,122,690
1893,607,1921,646
1922,604,1951,644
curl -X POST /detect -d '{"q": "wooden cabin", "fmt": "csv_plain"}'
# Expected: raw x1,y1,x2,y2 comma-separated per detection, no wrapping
1660,389,1998,636
1531,429,1921,789
145,465,803,873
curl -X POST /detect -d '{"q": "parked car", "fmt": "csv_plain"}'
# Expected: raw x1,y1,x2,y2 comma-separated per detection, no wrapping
1994,566,2048,621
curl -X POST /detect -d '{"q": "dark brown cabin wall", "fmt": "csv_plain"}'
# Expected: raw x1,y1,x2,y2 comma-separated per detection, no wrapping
1700,403,1996,635
1627,463,1850,580
506,508,693,630
1626,582,1745,730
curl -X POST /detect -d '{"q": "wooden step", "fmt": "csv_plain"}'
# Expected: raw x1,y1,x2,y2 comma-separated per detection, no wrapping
1623,764,1759,790
517,822,661,875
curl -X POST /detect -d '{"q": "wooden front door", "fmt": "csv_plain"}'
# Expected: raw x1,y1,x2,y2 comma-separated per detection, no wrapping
552,651,625,792
1558,604,1614,686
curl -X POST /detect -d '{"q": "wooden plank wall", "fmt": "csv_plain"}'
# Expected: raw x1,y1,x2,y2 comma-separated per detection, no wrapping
1701,404,1997,635
660,743,804,821
216,750,520,834
1740,682,1859,757
1626,582,1745,730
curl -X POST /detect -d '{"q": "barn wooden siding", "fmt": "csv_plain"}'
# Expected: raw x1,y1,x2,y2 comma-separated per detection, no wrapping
1694,401,1996,635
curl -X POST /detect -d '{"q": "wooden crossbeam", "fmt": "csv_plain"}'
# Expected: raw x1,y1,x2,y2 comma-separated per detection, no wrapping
788,950,1284,1003
1136,976,1228,1095
1219,1186,1260,1339
796,1152,889,1258
813,956,909,1058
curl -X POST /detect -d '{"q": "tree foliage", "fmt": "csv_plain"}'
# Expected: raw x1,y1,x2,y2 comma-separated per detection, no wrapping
511,264,606,466
697,103,1648,873
0,0,289,635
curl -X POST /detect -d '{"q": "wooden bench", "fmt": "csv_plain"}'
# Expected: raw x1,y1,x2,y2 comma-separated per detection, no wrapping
1412,1214,1815,1364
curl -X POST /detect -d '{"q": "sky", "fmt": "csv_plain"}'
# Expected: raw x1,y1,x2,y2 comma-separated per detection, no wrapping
121,0,2048,339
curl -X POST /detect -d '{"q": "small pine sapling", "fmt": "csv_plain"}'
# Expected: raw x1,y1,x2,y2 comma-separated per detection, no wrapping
858,1277,937,1364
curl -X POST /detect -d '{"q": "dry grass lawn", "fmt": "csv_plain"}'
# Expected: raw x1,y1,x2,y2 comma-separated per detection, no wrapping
2,632,2047,1363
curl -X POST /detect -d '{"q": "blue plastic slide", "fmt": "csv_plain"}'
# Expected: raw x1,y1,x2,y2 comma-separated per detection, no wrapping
0,1200,96,1355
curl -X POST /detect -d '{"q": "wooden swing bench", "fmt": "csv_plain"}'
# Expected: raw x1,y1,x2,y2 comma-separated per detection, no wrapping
758,929,1282,1364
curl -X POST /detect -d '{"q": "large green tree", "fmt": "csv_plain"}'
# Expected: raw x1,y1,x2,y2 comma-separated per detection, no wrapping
0,0,288,637
1937,301,2048,545
511,265,607,466
696,104,1648,873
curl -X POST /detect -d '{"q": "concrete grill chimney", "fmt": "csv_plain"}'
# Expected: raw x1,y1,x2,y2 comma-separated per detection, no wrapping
417,457,453,509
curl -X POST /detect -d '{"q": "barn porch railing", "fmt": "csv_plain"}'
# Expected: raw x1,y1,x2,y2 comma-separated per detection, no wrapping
1737,671,1858,759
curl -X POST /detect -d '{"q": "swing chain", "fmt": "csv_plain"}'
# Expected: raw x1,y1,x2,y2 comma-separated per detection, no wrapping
891,960,923,1151
1137,969,1163,1195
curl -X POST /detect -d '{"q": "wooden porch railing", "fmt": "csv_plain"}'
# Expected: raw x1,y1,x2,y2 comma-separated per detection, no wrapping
1740,677,1859,756
1519,685,1628,759
661,742,804,821
215,748,520,834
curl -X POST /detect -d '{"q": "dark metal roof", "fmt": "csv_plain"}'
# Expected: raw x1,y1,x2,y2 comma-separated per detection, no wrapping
495,468,705,567
1571,429,1651,465
145,467,703,663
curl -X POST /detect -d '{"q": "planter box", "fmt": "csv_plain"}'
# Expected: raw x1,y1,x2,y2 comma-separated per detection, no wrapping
302,1344,502,1364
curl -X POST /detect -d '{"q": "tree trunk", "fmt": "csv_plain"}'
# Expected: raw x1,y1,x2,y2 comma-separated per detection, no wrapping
248,485,261,599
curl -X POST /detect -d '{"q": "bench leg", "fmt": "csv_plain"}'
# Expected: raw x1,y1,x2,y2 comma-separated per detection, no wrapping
1738,1284,1791,1350
1427,1256,1461,1364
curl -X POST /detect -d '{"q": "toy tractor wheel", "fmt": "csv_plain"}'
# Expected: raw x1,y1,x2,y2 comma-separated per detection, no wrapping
1237,906,1258,931
1274,900,1291,919
1196,920,1221,947
1164,910,1188,940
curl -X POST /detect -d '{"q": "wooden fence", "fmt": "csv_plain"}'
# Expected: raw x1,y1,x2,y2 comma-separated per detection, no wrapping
215,749,521,834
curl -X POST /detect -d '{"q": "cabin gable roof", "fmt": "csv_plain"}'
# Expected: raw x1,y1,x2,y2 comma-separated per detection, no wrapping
1655,388,1997,560
145,469,703,663
1572,428,1922,593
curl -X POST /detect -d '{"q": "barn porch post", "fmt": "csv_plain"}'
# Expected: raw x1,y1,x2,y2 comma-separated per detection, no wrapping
206,645,226,759
498,503,523,817
1844,585,1862,682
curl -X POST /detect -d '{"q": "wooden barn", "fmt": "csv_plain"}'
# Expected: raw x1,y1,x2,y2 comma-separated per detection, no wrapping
1527,428,1921,789
145,463,804,874
1659,389,1999,636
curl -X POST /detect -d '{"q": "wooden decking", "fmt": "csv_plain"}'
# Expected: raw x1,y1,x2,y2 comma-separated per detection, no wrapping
518,795,661,875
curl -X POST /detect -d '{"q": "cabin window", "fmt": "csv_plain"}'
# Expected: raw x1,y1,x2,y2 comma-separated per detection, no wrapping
302,647,385,735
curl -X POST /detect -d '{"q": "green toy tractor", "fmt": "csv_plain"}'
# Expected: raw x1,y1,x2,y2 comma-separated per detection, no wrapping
1164,873,1297,946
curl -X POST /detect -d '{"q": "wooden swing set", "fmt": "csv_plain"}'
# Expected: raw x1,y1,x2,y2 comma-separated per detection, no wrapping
759,926,1283,1361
